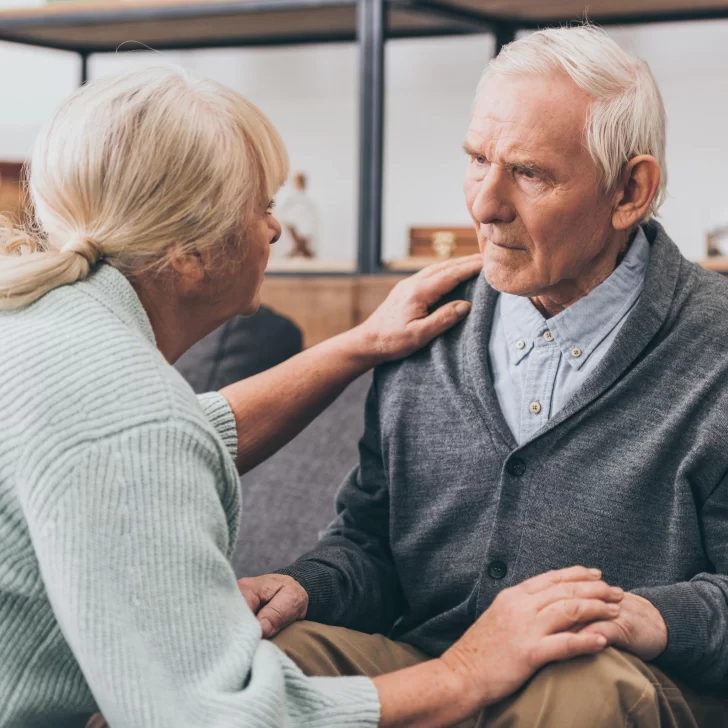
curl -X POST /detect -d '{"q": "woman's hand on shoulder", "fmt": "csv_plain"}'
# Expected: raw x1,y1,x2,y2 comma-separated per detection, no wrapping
352,254,482,366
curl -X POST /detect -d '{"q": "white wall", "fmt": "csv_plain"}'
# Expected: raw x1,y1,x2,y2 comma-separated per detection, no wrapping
0,19,727,262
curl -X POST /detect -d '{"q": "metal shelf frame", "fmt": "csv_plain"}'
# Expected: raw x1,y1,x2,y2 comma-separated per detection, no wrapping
0,0,727,273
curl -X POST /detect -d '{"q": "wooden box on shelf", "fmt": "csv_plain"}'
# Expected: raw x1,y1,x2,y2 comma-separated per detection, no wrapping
409,226,479,258
387,225,480,271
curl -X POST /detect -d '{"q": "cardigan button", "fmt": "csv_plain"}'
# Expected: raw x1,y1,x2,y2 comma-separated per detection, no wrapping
488,561,508,579
506,457,526,477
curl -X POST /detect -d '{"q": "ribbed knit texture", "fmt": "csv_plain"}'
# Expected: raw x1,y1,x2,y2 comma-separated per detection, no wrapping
0,264,380,728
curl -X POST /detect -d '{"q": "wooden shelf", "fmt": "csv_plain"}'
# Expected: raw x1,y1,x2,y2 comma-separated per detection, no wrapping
445,0,728,25
3,0,728,54
260,273,407,347
699,256,728,272
0,1,480,53
385,255,442,272
266,257,356,274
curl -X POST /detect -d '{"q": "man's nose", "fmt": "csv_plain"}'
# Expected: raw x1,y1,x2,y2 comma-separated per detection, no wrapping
470,167,516,225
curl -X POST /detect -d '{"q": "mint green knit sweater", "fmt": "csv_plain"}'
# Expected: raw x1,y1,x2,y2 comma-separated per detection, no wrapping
0,264,380,727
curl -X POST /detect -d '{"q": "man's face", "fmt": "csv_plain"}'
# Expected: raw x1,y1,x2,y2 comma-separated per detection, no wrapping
464,72,620,299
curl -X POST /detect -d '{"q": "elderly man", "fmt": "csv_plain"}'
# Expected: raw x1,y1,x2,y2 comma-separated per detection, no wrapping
239,26,728,726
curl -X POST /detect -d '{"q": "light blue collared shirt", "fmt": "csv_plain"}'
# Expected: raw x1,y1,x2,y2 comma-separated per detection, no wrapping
488,228,651,445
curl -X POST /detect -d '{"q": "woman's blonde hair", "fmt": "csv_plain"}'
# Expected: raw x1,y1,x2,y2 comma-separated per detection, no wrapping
0,65,289,310
482,24,667,221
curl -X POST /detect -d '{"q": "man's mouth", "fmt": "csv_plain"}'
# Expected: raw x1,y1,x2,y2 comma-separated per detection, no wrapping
489,240,525,251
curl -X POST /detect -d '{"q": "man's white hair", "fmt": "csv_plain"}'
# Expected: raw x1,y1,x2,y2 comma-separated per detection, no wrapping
481,25,667,221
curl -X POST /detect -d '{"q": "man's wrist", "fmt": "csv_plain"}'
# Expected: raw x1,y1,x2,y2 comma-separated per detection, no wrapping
274,562,334,621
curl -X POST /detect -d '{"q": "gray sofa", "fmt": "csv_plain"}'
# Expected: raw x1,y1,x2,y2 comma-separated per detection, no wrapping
232,373,370,577
174,311,369,577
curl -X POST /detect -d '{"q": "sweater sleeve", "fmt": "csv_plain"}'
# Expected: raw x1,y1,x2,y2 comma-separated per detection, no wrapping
21,419,380,728
277,378,406,635
632,475,728,686
197,390,239,461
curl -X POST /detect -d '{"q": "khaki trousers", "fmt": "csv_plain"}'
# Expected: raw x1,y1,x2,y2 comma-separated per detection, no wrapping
273,621,728,728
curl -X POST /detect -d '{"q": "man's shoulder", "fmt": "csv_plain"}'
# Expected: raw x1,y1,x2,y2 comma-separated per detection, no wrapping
674,257,728,334
374,271,485,390
644,222,728,339
435,272,482,308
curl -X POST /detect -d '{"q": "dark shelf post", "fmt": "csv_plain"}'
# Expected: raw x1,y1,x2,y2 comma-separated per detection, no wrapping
494,22,516,56
357,0,385,274
80,51,89,85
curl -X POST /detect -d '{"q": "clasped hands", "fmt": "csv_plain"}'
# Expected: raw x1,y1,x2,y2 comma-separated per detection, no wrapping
238,569,668,663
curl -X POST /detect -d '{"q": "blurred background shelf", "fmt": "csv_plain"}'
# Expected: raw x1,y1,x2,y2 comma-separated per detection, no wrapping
3,0,728,345
260,273,407,346
699,256,728,272
1,0,727,281
0,0,494,53
6,1,728,55
266,258,357,274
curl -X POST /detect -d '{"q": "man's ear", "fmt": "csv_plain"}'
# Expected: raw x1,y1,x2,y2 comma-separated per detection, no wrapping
611,155,661,231
167,244,206,287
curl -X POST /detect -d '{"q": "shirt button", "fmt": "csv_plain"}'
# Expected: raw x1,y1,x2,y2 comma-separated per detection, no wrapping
571,347,582,358
543,330,554,342
528,401,542,415
506,457,526,477
516,340,526,350
488,561,508,579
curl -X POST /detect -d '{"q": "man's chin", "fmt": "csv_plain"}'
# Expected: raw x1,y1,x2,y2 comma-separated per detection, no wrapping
483,261,533,297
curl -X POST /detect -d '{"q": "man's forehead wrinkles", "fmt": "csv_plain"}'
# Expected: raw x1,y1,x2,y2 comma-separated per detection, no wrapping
465,129,540,163
467,111,578,170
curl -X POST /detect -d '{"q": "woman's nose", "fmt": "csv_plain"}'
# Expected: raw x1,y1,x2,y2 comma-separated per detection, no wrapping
270,216,282,245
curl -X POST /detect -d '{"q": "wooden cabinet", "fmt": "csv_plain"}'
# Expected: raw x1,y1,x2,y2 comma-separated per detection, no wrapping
260,274,407,347
0,162,26,222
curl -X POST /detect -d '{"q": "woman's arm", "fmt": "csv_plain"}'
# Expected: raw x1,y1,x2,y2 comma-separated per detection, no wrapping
26,421,382,728
221,255,482,474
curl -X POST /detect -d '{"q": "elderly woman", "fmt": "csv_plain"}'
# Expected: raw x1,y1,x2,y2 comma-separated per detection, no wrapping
0,68,620,728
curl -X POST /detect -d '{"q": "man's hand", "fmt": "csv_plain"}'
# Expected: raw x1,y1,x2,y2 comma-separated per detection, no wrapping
579,592,667,661
237,574,308,638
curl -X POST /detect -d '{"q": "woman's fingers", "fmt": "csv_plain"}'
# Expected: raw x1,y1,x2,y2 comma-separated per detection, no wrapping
416,256,483,301
415,253,482,280
538,597,621,634
528,632,608,668
407,300,471,342
534,580,624,610
519,566,603,595
579,619,624,644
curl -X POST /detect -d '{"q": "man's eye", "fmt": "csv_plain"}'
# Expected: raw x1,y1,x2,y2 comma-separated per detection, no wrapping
266,199,276,215
473,155,487,165
518,168,537,180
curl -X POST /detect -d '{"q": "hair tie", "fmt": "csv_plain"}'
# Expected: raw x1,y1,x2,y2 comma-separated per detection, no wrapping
61,235,105,266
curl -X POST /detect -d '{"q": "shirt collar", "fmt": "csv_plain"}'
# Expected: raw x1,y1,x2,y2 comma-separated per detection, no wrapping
499,227,652,370
500,293,540,364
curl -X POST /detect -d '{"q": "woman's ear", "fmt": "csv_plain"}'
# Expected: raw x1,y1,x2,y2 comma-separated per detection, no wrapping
611,155,661,231
167,244,205,286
